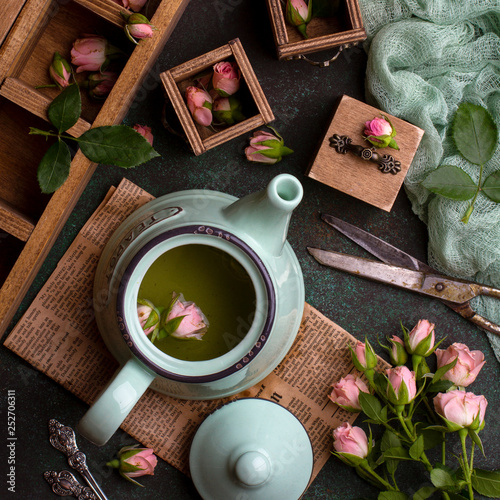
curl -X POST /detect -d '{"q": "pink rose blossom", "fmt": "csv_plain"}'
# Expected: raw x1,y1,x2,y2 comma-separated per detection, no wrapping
49,52,72,89
85,71,118,99
388,335,407,365
244,129,293,164
107,446,157,486
386,365,417,404
137,301,159,336
71,35,108,73
434,390,487,429
364,116,392,137
112,0,148,12
164,292,209,340
128,23,153,39
351,340,378,371
329,374,369,411
212,61,241,96
133,124,154,145
333,422,369,458
285,0,312,38
407,319,435,356
435,343,486,387
185,86,213,127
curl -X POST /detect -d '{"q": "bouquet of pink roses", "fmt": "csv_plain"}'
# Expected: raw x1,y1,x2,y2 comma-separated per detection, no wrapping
329,320,500,499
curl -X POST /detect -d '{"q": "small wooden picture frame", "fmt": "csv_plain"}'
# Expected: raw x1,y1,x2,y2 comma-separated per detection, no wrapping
160,38,274,156
306,95,425,212
265,0,366,63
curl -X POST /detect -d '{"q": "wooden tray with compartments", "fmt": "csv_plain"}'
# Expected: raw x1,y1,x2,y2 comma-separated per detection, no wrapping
265,0,366,66
0,0,189,336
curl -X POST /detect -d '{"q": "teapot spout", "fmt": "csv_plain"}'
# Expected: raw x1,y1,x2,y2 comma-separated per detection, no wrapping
223,174,303,256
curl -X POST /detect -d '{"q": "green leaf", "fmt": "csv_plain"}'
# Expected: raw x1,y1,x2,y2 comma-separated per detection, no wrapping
432,357,458,384
420,428,445,450
430,468,457,489
427,379,455,394
164,315,185,335
378,492,409,500
468,429,485,456
422,165,477,200
381,446,410,461
482,170,500,202
381,430,401,475
359,392,383,422
409,434,425,460
37,140,71,193
78,125,160,167
452,102,498,165
47,83,81,133
471,469,500,497
412,486,436,500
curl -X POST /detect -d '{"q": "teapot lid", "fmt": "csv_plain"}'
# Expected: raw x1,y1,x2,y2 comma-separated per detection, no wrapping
189,398,313,500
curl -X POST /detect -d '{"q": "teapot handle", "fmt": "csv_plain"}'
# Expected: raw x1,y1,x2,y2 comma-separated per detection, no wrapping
77,358,155,446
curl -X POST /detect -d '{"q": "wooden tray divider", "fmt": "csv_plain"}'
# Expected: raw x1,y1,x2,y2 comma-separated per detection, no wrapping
0,77,92,137
0,199,35,242
74,0,124,27
228,39,274,124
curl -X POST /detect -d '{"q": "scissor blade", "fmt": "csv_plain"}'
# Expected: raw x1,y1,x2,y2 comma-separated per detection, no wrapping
307,247,479,304
321,214,435,273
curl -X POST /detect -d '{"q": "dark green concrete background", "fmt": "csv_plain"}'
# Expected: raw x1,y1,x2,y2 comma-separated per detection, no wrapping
1,1,499,499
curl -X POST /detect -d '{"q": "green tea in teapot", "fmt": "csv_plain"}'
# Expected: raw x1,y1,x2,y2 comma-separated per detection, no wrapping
137,244,256,361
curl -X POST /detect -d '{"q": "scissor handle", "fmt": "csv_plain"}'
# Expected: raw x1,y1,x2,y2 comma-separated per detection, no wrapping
446,300,500,337
473,283,500,300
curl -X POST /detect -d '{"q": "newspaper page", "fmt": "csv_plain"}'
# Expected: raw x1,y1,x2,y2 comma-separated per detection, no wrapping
4,178,366,481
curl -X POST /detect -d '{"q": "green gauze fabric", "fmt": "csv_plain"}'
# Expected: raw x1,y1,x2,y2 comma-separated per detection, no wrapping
358,0,500,362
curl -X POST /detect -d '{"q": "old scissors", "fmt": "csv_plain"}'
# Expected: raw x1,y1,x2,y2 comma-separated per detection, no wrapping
307,214,500,337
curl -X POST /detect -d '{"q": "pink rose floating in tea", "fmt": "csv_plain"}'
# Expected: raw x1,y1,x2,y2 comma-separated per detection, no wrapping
137,292,209,342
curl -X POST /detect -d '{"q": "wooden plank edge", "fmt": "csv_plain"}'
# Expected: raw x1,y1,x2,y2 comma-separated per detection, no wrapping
265,0,289,47
229,39,275,124
0,198,35,241
277,29,367,59
160,71,204,155
74,0,124,28
0,77,91,137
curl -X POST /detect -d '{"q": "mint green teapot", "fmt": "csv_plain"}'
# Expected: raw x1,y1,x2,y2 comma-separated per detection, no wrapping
78,174,304,446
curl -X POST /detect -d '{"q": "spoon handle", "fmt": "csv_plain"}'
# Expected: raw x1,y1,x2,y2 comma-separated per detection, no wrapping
48,420,109,500
44,470,97,499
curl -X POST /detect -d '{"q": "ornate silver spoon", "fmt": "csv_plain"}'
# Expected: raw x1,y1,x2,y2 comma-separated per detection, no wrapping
44,470,97,499
48,420,108,500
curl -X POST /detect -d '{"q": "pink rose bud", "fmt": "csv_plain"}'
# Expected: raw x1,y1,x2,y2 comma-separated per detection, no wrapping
434,390,487,431
435,343,486,387
121,12,155,44
84,71,118,99
286,0,312,38
388,335,408,366
350,339,378,372
333,422,369,458
126,0,148,12
49,52,72,89
329,374,369,412
363,115,399,150
212,61,241,97
163,292,209,340
107,445,158,486
406,319,435,356
133,124,154,145
244,128,293,164
185,86,213,127
137,299,160,336
71,35,123,73
212,96,246,125
386,365,417,405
